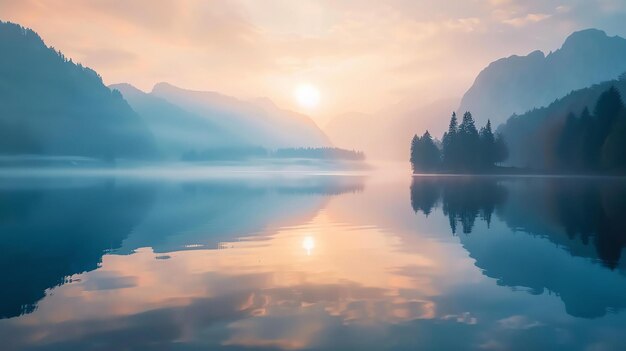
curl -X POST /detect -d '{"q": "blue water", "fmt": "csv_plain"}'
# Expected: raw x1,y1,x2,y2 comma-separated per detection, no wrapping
1,171,625,350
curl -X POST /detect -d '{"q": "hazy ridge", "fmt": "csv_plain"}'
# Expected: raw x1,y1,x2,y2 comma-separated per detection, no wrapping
459,29,626,127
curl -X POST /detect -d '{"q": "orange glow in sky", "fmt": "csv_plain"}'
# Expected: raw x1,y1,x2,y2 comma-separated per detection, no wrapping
1,0,624,123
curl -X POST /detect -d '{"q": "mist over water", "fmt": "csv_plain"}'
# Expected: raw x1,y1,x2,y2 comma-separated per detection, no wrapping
0,169,625,350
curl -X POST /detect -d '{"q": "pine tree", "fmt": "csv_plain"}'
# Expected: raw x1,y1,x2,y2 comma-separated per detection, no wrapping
410,134,420,173
594,86,623,135
419,131,441,171
592,86,624,169
442,112,458,169
448,112,458,133
479,119,496,168
600,88,626,170
459,112,478,136
458,112,480,170
410,131,441,173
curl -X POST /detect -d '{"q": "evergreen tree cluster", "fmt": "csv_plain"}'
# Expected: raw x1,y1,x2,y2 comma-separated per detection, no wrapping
498,75,626,170
410,112,507,173
410,131,440,173
555,86,626,172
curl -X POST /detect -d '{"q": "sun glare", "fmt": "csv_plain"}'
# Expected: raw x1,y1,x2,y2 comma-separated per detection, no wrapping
294,83,320,109
302,236,315,256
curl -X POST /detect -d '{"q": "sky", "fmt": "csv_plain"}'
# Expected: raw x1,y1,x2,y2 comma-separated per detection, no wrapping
1,0,626,124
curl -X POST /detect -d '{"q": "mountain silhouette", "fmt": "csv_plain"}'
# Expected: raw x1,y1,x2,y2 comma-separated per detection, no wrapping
110,83,246,159
0,21,329,162
459,29,626,127
0,22,156,160
122,82,331,151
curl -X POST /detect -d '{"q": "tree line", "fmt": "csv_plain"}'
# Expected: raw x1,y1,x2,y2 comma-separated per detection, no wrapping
182,147,365,162
410,112,507,173
555,86,626,172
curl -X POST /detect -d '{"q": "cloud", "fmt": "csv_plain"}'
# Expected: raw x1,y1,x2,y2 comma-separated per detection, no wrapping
502,13,552,27
556,5,571,13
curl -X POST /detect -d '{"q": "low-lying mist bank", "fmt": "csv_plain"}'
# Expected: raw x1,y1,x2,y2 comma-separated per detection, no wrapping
0,156,372,180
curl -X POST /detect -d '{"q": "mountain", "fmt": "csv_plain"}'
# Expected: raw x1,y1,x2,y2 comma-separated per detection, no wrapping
0,21,155,160
110,83,245,159
459,29,626,127
324,97,457,160
143,82,331,151
497,74,626,168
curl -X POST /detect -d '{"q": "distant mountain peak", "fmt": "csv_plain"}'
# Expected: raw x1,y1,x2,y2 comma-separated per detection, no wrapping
152,82,221,96
126,81,331,150
150,82,240,109
151,81,177,93
110,83,145,96
561,28,609,48
458,28,626,127
527,50,545,59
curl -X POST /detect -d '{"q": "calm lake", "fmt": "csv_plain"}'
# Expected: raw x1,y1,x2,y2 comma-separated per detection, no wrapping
1,170,626,351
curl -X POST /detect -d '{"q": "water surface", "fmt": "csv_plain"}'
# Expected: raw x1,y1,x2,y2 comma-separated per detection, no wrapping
1,172,626,350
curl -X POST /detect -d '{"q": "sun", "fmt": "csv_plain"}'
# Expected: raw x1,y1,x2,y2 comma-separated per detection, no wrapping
302,236,315,256
294,83,320,109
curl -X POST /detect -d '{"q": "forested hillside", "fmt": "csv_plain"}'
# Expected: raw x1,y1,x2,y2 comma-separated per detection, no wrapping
0,22,156,160
498,74,626,171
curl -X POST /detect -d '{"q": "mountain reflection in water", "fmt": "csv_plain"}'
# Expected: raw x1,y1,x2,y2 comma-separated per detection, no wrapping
0,172,625,351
